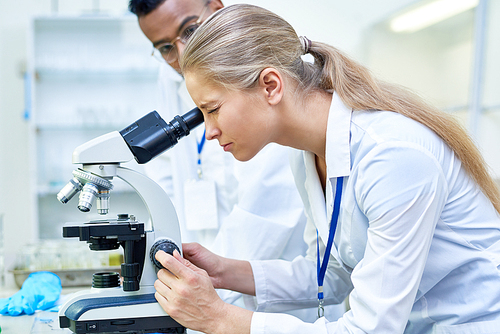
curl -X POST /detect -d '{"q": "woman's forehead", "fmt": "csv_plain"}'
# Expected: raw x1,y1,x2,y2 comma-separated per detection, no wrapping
185,72,221,103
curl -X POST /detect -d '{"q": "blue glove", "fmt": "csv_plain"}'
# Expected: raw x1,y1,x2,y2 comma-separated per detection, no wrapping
0,271,61,316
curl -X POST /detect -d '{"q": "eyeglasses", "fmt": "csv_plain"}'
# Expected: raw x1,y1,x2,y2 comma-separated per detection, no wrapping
152,2,210,64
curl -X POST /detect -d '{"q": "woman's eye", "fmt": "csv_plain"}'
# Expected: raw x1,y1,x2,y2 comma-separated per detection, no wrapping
208,107,220,114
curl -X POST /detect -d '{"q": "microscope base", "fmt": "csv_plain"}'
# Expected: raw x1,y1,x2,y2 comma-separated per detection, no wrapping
60,315,185,333
59,290,185,334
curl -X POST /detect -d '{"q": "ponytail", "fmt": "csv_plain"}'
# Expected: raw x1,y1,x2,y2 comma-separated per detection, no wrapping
309,42,500,214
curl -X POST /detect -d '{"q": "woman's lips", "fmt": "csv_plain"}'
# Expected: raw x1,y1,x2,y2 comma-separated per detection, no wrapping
221,143,233,152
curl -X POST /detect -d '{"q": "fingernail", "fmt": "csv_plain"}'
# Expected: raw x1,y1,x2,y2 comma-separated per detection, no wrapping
155,250,165,259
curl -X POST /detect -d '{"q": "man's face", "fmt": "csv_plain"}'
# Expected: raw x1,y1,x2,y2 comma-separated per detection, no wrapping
138,0,223,73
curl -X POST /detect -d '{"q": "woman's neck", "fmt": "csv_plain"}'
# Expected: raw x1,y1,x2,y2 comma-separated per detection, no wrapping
276,90,332,159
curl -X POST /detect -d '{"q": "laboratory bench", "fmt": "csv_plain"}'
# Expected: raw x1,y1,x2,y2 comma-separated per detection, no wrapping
0,286,83,334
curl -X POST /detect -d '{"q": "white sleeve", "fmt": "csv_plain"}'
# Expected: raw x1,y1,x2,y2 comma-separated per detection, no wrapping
211,143,308,261
251,312,331,334
250,254,352,313
249,143,449,333
341,143,448,333
210,144,311,308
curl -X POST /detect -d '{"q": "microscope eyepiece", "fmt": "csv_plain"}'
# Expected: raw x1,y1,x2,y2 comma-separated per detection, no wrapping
119,108,204,164
181,107,205,129
57,109,203,215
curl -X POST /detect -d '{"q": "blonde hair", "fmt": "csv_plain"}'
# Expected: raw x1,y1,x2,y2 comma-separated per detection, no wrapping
181,4,500,214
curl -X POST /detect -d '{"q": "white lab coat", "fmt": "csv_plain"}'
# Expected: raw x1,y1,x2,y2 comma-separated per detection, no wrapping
248,93,500,333
144,64,346,323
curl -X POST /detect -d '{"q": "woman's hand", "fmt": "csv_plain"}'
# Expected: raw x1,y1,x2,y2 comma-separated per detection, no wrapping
154,249,252,334
182,242,256,295
181,242,226,289
154,249,225,332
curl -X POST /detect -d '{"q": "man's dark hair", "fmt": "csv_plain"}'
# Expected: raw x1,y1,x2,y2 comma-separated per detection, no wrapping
128,0,167,16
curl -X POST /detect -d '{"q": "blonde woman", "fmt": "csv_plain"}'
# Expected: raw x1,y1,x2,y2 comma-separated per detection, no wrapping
153,4,500,334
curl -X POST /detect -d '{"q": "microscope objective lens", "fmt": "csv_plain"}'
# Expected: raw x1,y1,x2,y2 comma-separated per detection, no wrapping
78,183,99,212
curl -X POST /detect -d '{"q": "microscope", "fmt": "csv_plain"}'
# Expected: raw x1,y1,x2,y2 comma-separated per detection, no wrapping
56,108,204,334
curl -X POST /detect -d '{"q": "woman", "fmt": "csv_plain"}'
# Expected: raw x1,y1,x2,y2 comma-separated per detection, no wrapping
153,4,500,333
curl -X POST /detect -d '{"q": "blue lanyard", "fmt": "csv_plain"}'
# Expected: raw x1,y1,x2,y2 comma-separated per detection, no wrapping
196,129,206,179
316,176,344,318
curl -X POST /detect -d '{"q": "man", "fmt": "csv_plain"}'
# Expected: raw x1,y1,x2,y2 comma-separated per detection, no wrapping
128,0,345,322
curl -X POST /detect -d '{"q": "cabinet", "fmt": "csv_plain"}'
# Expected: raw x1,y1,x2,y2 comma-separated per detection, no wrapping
28,15,161,239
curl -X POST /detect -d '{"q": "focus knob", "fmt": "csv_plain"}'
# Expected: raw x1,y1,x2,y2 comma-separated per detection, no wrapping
92,272,120,288
150,239,180,271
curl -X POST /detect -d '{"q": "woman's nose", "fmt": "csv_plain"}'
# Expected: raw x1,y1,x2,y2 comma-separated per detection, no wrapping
205,120,221,141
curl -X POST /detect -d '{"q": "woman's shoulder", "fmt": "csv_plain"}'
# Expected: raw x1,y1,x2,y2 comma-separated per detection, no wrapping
351,109,440,146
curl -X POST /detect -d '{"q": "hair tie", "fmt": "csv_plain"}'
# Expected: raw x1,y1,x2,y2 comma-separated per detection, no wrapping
299,36,312,54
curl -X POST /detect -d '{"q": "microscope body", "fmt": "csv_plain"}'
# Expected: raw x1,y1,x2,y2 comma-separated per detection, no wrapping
57,109,203,334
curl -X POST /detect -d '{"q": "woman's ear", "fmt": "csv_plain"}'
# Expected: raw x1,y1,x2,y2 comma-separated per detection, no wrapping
259,68,284,106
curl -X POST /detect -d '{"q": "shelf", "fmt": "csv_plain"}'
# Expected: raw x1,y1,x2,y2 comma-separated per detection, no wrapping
38,182,139,196
34,123,132,131
34,67,159,80
29,15,156,240
33,13,139,25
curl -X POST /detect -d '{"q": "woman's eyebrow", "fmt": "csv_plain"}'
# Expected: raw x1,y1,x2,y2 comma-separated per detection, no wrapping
199,101,216,109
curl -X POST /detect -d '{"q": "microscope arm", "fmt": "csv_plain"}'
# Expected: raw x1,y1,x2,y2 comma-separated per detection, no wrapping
114,166,181,248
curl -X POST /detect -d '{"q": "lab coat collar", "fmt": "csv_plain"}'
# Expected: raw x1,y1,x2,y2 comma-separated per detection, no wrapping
160,63,183,83
303,150,329,238
305,92,352,272
301,93,352,247
325,92,352,179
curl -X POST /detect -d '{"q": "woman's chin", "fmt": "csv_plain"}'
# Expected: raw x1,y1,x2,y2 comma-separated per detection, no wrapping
232,150,256,162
